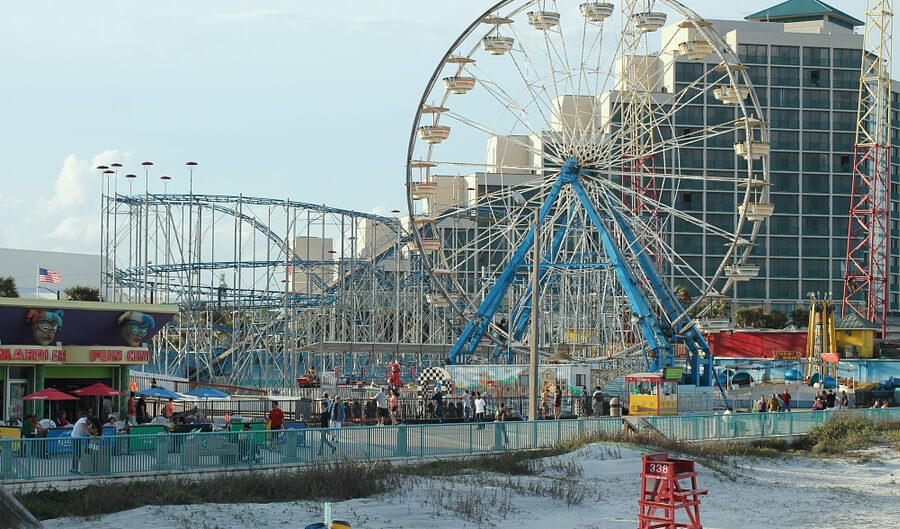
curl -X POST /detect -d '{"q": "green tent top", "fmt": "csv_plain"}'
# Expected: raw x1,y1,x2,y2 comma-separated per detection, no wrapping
745,0,864,30
834,312,880,331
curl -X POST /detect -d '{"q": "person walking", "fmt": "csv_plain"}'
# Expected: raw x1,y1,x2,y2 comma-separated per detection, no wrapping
779,388,792,412
70,411,91,474
825,390,836,409
766,393,780,412
756,395,766,413
461,390,472,422
839,391,849,409
389,389,399,425
540,387,549,419
592,386,604,417
268,401,285,445
474,392,486,429
371,387,389,426
317,396,336,456
126,392,137,425
330,396,345,431
495,402,509,445
431,385,444,423
553,386,562,420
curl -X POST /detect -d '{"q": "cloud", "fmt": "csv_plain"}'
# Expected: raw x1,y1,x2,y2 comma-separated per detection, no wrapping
47,215,100,244
45,149,127,211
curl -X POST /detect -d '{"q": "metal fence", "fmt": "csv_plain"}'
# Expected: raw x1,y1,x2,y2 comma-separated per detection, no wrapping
1,408,897,483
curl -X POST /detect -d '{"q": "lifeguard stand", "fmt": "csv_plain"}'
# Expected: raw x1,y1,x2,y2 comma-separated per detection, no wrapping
638,452,707,529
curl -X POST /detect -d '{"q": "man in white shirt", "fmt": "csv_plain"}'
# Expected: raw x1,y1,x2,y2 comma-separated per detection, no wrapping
371,388,389,425
70,413,91,473
474,392,486,429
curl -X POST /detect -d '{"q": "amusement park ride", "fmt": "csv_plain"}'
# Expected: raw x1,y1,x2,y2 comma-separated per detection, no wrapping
102,0,776,390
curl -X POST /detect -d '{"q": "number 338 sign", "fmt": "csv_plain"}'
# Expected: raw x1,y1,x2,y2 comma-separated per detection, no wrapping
646,463,669,475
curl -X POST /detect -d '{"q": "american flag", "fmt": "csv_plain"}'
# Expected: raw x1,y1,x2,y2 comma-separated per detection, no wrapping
38,268,61,284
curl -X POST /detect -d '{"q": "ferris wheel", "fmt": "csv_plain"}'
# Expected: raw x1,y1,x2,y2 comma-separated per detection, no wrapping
405,0,770,384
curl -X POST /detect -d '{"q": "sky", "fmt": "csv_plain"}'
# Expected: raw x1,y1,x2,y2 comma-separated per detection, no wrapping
0,0,882,255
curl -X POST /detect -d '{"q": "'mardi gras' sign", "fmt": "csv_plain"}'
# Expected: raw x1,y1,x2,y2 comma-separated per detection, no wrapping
0,346,152,365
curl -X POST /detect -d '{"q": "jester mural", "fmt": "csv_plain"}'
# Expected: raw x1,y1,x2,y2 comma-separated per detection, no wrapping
25,309,64,346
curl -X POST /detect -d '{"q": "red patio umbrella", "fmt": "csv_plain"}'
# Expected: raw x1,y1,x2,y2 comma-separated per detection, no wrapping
22,388,78,401
23,388,78,423
73,383,123,397
73,383,124,420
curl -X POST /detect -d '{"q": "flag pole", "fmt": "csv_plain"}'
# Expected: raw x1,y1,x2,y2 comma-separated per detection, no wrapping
35,265,39,299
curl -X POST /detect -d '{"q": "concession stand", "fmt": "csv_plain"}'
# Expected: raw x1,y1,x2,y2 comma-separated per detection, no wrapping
0,297,176,423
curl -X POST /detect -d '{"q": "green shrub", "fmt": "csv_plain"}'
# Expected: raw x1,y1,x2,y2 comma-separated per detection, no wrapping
807,414,879,453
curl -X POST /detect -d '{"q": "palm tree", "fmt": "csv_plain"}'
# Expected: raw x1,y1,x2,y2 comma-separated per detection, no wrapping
0,276,19,297
65,285,100,301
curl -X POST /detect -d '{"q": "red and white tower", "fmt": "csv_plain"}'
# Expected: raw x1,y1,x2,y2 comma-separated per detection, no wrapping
843,0,893,337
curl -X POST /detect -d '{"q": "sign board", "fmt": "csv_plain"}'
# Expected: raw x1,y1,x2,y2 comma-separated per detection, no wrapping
772,351,803,361
0,345,151,365
663,367,683,380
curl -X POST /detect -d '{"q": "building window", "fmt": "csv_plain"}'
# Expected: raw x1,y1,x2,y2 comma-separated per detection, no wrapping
772,130,800,150
679,148,704,168
770,237,799,256
833,133,855,153
707,192,734,212
737,279,767,299
803,110,830,130
675,105,704,125
832,90,857,110
770,172,800,193
804,238,830,257
771,259,799,278
832,112,856,131
833,153,854,173
770,109,799,129
772,194,798,214
803,89,830,109
771,88,800,108
803,216,830,235
739,44,768,64
706,149,735,170
803,152,830,172
803,68,830,88
769,215,799,235
833,174,853,194
674,234,703,253
803,131,830,151
832,196,850,214
803,173,830,193
771,280,799,298
747,65,768,85
675,62,705,83
833,48,862,69
803,47,830,67
707,106,735,125
771,45,800,65
770,66,799,86
833,70,857,89
771,151,799,171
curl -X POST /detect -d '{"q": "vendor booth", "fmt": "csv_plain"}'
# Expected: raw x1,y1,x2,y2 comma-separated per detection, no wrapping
0,298,176,424
625,368,681,415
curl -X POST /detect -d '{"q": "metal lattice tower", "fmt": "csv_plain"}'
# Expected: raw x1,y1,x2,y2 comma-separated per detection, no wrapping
843,0,893,337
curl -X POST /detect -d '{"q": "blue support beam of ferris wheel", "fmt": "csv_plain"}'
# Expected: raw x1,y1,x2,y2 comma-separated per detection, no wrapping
446,169,569,364
507,211,572,361
567,167,670,367
600,186,715,386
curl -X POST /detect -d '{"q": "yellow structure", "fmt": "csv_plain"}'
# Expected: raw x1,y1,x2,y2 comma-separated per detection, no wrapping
835,313,879,358
625,369,680,415
806,294,836,380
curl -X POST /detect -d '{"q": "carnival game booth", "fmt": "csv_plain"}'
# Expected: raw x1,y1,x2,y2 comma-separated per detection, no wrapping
0,298,176,424
626,369,681,415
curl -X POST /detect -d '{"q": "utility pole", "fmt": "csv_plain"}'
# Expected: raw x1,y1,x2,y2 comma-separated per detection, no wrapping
528,208,540,421
843,0,893,338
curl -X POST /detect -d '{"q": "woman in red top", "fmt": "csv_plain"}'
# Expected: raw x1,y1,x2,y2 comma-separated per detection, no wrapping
553,387,562,420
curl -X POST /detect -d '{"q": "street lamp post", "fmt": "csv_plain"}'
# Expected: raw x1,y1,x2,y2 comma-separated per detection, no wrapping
141,161,154,303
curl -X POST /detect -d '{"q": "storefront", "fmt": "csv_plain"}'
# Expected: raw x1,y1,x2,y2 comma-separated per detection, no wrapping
0,298,176,423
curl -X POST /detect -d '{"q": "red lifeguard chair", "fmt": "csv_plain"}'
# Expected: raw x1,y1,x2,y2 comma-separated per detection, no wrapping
638,452,707,529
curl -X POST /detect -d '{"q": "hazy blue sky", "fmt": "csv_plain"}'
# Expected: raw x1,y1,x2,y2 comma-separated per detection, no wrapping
0,1,879,254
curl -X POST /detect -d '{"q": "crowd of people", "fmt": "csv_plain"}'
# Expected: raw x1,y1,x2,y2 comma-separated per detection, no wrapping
752,388,859,412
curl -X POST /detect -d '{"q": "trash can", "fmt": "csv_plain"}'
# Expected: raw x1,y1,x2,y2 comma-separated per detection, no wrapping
609,397,621,417
332,521,351,529
304,524,326,529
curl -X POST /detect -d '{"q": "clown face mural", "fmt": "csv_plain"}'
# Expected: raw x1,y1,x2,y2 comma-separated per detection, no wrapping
25,309,64,346
117,311,155,347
